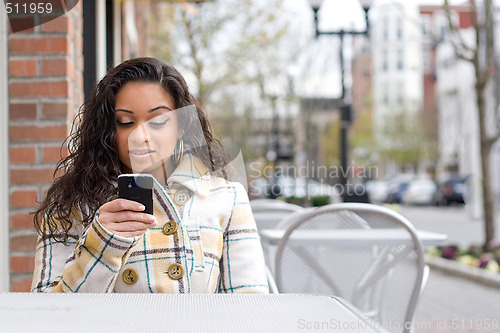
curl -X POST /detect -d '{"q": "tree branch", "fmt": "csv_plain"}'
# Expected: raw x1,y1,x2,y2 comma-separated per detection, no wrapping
486,134,500,149
485,0,495,71
444,0,475,62
181,9,207,102
478,68,491,88
444,0,474,52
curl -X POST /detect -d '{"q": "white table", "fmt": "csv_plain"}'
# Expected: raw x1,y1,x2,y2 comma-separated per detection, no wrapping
0,293,384,332
260,228,447,301
260,228,448,247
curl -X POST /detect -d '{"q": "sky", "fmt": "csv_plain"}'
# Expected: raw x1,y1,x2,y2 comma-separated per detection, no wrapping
281,0,476,99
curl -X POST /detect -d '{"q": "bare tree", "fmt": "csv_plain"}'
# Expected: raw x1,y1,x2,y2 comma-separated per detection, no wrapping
149,0,304,164
444,0,499,250
152,0,291,105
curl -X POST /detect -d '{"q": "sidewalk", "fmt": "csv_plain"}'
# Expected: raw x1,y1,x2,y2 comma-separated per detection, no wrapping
414,268,500,333
397,205,500,248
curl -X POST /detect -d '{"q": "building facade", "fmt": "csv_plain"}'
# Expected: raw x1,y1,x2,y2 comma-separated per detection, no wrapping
434,4,500,212
420,3,473,175
2,0,160,292
371,0,423,176
5,2,84,292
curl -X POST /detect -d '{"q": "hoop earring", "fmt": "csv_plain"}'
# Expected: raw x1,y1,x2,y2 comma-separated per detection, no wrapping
172,138,184,164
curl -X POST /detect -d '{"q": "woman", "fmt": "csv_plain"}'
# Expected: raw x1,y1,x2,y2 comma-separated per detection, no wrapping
32,57,269,293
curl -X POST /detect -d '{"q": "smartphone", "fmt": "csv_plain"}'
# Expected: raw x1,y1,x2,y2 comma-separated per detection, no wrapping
118,174,154,215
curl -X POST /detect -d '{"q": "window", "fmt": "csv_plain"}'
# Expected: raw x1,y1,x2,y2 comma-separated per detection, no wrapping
396,17,403,40
423,49,431,71
436,13,449,40
397,84,404,104
397,49,404,70
422,14,431,36
382,50,388,71
382,18,389,41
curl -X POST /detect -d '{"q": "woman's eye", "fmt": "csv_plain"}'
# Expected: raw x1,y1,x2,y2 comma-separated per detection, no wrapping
148,118,169,128
116,119,134,126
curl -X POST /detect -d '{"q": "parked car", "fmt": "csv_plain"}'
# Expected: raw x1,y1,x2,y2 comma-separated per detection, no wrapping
385,181,410,204
249,176,341,204
402,178,437,205
384,174,415,204
433,174,467,206
277,177,341,204
365,180,390,204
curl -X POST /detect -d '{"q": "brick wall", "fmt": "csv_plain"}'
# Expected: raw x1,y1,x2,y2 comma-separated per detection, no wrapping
8,4,83,291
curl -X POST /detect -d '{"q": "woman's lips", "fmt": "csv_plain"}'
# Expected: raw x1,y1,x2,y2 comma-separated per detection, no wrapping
129,149,155,161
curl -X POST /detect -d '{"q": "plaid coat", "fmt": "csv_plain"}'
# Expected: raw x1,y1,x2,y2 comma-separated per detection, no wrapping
31,154,269,293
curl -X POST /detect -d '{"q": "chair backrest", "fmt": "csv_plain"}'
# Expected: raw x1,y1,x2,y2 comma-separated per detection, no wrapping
274,203,425,333
250,199,303,231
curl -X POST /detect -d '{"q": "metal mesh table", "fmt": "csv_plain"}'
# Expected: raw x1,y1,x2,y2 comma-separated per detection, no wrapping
0,293,383,332
260,229,448,247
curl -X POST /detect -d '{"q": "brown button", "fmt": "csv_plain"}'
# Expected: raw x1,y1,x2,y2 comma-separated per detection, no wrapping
173,190,190,206
167,263,184,280
122,268,138,285
162,220,178,236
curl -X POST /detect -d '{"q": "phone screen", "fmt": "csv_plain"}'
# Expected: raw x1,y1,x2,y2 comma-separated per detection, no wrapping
118,174,154,214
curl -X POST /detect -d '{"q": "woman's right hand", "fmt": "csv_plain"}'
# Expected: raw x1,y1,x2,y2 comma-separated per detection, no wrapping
97,199,157,238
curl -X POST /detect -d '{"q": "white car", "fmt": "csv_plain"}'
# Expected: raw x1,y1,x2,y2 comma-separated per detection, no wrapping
365,180,390,204
277,177,341,204
402,179,437,205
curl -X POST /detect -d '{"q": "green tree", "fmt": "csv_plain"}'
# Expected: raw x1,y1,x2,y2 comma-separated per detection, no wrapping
322,118,341,168
377,110,432,172
349,107,374,168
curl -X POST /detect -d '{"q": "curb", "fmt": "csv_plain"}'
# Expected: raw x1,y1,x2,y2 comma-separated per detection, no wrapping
425,254,500,289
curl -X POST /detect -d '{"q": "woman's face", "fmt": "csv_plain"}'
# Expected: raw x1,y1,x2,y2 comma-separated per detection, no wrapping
115,82,180,182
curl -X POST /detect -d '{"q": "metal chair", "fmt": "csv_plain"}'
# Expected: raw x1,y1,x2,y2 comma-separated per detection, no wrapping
250,199,303,231
266,265,279,294
274,203,426,333
250,199,304,272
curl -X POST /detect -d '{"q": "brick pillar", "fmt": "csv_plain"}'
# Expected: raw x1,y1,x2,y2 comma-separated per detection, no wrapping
8,4,83,291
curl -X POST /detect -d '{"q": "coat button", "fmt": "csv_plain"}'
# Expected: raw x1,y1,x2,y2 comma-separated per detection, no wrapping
122,268,138,285
173,190,190,205
167,263,184,280
162,220,178,235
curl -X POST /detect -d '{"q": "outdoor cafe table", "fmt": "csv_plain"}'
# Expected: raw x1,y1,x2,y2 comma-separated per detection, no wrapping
259,229,448,247
259,228,448,293
0,293,384,332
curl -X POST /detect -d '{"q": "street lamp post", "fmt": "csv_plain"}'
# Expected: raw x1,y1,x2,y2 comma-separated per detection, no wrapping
270,95,281,199
308,0,372,197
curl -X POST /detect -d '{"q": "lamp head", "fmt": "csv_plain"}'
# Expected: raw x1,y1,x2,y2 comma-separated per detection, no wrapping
358,0,373,12
307,0,324,12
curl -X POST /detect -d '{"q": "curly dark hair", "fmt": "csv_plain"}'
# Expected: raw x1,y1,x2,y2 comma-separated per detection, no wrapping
34,57,228,243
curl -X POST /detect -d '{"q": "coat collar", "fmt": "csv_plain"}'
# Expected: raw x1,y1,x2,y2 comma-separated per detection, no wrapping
166,153,211,199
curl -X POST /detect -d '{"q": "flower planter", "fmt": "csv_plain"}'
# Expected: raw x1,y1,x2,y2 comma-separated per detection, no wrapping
425,254,500,288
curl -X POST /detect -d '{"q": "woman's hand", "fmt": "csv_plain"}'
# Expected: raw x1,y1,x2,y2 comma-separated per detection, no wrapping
97,199,157,238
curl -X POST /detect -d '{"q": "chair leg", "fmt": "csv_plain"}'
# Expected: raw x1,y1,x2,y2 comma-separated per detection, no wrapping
408,264,430,333
266,265,279,294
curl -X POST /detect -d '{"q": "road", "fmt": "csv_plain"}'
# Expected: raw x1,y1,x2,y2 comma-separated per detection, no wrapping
389,204,500,332
389,204,500,248
414,268,500,333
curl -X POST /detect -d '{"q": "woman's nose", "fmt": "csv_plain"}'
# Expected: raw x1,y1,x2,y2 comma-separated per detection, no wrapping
129,123,150,144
